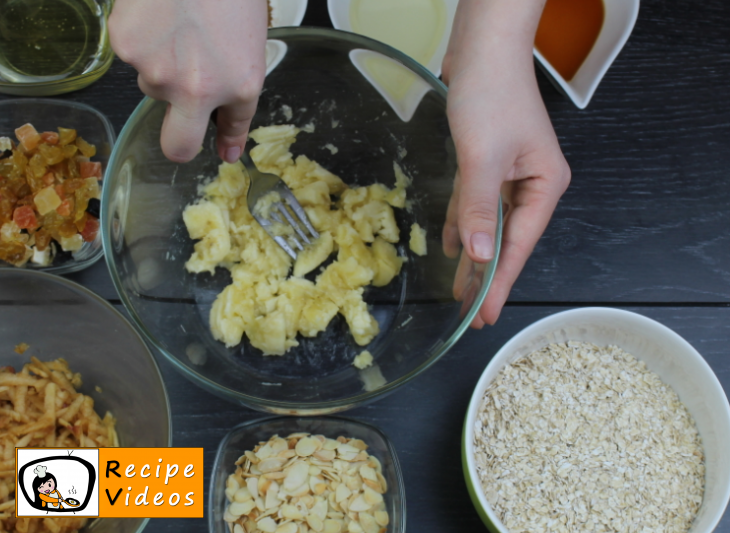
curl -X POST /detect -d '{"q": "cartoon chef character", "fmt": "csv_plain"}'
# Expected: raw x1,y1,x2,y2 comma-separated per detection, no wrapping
32,465,65,510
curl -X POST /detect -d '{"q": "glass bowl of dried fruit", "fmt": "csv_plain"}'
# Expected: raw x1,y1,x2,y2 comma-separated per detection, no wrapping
0,98,114,273
209,416,405,533
102,27,501,413
0,269,172,533
463,308,730,533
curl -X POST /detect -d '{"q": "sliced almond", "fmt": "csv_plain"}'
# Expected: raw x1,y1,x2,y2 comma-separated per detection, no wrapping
284,461,310,491
348,495,371,512
306,513,324,532
296,436,319,457
373,511,388,527
358,512,379,533
234,487,253,502
229,500,256,517
323,519,343,533
233,523,245,533
245,450,260,464
247,477,259,499
259,457,288,473
313,449,336,462
257,516,277,533
281,504,304,521
265,481,280,510
323,439,339,451
275,522,298,533
335,483,351,504
362,486,382,506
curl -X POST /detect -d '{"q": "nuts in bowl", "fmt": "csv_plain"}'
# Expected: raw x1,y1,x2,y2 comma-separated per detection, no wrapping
462,308,730,533
209,417,405,533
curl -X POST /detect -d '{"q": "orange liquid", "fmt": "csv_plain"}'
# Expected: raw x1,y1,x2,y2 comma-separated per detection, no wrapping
535,0,605,81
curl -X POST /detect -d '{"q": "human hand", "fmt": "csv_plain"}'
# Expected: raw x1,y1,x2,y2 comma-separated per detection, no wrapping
442,0,571,327
109,0,269,163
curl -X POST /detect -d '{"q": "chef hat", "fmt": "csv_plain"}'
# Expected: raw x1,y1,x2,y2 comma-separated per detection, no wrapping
33,465,47,478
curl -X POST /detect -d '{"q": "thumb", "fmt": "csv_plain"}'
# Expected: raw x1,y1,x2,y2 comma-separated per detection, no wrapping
457,160,503,264
160,103,210,163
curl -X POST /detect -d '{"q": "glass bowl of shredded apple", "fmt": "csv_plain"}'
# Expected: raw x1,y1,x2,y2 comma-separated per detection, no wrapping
101,27,502,414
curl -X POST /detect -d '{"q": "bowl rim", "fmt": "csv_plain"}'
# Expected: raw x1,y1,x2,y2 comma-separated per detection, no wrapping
0,268,173,533
102,26,502,412
461,307,730,533
0,97,115,274
207,415,406,533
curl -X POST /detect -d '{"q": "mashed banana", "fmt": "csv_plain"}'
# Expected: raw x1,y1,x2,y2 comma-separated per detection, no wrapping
183,125,416,356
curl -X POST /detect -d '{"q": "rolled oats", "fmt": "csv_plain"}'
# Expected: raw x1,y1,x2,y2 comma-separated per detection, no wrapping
474,341,705,533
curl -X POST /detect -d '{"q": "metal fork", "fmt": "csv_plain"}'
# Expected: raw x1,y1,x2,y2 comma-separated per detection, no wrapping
242,151,319,260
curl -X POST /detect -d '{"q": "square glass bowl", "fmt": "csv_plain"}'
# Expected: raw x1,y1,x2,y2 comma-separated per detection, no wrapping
209,417,406,533
0,98,114,274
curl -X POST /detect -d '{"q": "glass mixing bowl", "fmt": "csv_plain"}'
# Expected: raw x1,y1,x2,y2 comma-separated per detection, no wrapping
102,27,502,414
0,269,171,533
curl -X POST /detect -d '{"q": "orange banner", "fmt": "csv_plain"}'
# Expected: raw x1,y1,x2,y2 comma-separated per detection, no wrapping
98,448,204,518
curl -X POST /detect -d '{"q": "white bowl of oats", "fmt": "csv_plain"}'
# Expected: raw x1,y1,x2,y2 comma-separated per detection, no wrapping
462,307,730,533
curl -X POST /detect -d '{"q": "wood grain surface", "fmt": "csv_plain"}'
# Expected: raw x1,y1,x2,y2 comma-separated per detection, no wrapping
1,0,730,531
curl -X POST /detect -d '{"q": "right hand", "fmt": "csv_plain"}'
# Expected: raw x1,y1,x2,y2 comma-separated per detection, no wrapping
109,0,269,163
442,0,571,327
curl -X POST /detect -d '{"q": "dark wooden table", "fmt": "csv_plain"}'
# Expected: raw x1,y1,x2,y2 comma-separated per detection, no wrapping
4,0,730,531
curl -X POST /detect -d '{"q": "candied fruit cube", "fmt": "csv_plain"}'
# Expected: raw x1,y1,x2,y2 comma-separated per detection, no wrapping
34,186,62,215
79,161,102,179
61,144,78,159
58,219,78,238
60,233,83,252
15,124,41,152
38,143,65,165
40,132,59,145
80,216,99,242
62,178,83,194
13,205,38,230
42,172,55,186
0,240,30,266
28,153,46,179
0,221,21,242
75,137,96,158
56,198,73,217
34,228,51,251
58,127,77,146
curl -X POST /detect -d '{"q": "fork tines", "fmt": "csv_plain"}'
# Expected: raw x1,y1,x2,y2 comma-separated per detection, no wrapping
269,190,320,260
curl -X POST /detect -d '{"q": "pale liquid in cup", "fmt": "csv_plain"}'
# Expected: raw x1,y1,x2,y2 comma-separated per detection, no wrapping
0,0,108,83
349,0,447,69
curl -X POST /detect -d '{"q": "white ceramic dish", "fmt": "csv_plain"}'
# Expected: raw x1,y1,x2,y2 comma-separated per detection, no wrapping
327,0,458,78
265,0,307,74
534,0,640,108
269,0,308,27
463,307,730,533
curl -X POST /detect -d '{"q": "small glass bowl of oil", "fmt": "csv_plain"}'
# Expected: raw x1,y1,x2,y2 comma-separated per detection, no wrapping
0,0,114,96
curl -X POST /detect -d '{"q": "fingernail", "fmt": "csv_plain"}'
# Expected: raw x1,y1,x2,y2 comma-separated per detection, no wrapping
471,232,493,261
225,147,241,163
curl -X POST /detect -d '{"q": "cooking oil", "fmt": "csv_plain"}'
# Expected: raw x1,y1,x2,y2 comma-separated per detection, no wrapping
0,0,110,85
350,0,447,69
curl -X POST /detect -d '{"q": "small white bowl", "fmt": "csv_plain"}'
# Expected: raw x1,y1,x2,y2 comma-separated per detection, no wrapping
534,0,640,108
269,0,307,27
265,0,308,75
463,308,730,533
327,0,458,78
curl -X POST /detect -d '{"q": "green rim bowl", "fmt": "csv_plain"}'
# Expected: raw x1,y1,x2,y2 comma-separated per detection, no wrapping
463,308,730,533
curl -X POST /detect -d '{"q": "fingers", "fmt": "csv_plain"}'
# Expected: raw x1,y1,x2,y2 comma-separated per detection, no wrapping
160,103,211,163
215,96,261,163
478,177,567,325
442,169,462,259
